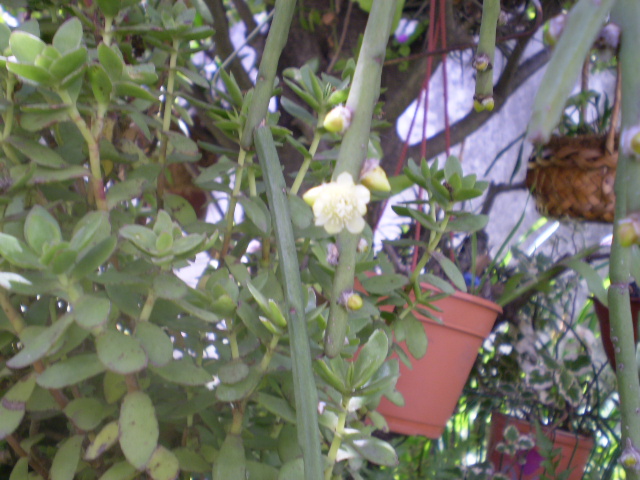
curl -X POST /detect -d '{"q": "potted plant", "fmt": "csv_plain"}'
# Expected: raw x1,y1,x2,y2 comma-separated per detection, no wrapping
352,156,503,438
470,248,617,479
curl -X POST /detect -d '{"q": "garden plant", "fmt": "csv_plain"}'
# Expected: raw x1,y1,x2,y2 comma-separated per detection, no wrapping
0,0,640,479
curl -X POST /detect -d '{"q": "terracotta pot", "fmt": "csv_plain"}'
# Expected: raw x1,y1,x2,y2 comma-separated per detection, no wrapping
488,412,594,480
592,297,640,370
371,283,501,438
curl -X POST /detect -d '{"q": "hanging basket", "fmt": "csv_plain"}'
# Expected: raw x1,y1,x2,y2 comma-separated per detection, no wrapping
526,134,617,223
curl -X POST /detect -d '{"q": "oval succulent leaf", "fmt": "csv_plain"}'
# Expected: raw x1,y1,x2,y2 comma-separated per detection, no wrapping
119,392,159,470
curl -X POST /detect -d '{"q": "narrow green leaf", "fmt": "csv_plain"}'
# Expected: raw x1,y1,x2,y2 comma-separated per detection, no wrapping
432,252,467,292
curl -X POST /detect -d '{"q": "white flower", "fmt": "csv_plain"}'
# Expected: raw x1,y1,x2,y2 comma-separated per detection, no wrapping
303,172,370,234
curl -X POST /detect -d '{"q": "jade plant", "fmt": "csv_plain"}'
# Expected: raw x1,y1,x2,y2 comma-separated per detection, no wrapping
0,0,422,479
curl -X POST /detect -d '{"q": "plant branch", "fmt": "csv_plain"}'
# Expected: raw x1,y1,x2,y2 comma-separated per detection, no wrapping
395,44,550,166
206,0,253,91
255,125,323,480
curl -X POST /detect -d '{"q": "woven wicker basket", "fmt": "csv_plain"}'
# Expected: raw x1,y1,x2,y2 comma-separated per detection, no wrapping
526,134,617,223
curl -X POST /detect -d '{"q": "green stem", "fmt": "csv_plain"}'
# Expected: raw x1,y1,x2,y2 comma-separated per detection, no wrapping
247,155,257,197
255,126,323,480
325,0,397,358
259,334,280,372
103,15,114,46
240,0,297,149
324,397,350,480
221,148,248,257
0,289,25,335
474,0,499,103
59,90,107,211
409,211,451,285
1,74,15,141
608,2,640,477
1,74,18,165
139,291,156,322
290,128,322,195
159,40,180,169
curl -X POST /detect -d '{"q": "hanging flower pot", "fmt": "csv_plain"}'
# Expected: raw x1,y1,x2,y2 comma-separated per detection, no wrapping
488,412,594,480
592,296,640,370
374,283,502,438
526,134,617,223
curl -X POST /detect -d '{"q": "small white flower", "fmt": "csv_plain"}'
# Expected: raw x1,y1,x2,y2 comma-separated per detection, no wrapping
303,172,370,234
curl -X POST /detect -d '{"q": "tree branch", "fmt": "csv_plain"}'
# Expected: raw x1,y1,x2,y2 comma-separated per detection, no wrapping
385,44,551,167
206,0,253,91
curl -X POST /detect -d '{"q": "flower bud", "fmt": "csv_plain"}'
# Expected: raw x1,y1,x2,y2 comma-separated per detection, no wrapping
472,53,491,72
357,238,369,253
327,89,349,106
340,290,363,311
621,439,640,471
617,217,640,247
621,126,640,159
323,105,352,134
473,96,494,112
327,243,339,265
360,159,391,193
303,185,323,207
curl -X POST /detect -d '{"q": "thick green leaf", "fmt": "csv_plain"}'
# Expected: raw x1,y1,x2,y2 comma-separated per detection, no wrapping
7,136,66,168
52,17,83,54
0,375,36,440
218,359,250,385
74,294,111,330
352,329,388,389
432,252,467,292
88,64,113,104
115,81,158,102
49,48,87,80
0,233,42,269
96,330,148,374
174,447,210,473
10,31,45,63
135,322,172,367
153,274,187,300
7,62,55,85
151,357,212,386
564,258,608,306
7,314,74,368
37,353,105,389
97,461,137,480
106,178,146,209
70,235,117,280
277,458,304,480
212,434,245,480
119,392,159,470
215,368,260,402
64,398,111,431
51,435,84,480
146,446,180,480
9,458,29,480
445,213,489,233
238,196,271,234
404,314,428,359
360,274,408,295
254,392,296,424
350,437,398,466
97,42,124,81
24,205,62,254
85,421,119,461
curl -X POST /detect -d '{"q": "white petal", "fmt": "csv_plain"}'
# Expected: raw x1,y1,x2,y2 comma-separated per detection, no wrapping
324,217,344,234
336,172,354,186
345,215,365,234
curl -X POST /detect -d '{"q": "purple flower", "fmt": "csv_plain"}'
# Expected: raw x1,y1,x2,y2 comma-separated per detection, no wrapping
522,448,544,475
